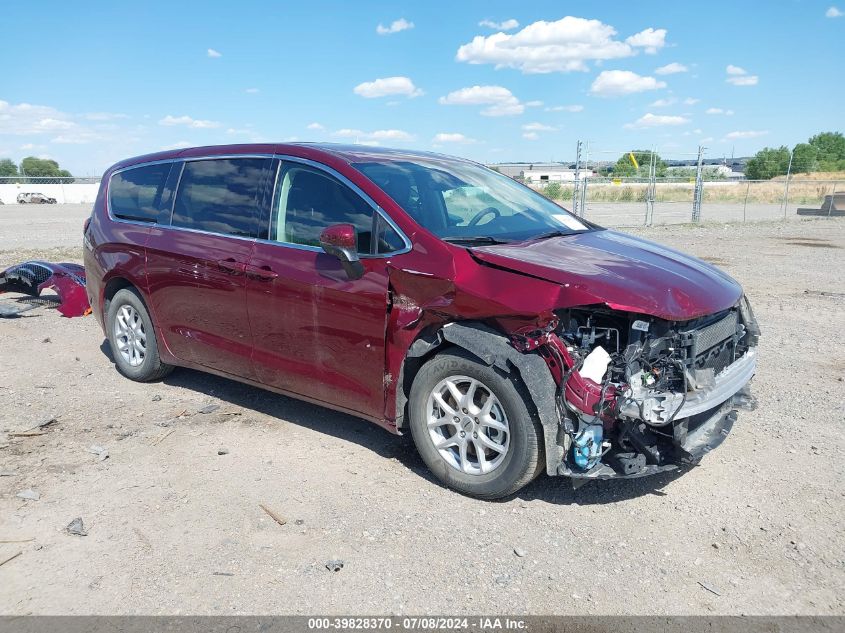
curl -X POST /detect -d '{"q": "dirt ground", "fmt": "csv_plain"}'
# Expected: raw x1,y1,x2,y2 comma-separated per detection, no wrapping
0,207,843,615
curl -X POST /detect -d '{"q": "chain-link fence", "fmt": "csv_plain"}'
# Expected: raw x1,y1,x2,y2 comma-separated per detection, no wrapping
528,142,844,227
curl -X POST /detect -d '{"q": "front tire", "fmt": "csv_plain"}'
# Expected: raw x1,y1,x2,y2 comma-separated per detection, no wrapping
106,288,173,382
408,349,544,499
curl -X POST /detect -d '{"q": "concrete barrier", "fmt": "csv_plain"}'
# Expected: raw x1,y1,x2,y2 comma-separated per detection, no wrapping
0,183,100,205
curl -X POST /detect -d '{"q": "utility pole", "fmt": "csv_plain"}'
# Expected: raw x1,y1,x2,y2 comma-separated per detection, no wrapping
692,145,705,222
572,140,583,217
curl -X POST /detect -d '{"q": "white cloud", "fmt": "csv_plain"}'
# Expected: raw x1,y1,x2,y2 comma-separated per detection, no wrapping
700,136,714,143
159,115,221,129
207,48,222,58
353,76,423,98
522,132,539,141
0,100,77,135
522,122,557,131
439,85,525,116
376,18,414,35
456,16,667,74
245,88,260,94
545,104,584,112
683,97,700,105
650,97,676,107
826,6,843,17
724,65,759,86
624,113,690,128
624,27,667,54
479,18,519,31
306,122,325,130
724,130,768,139
432,132,476,144
655,62,688,75
589,70,666,97
727,75,759,86
333,128,414,143
705,107,734,115
525,100,544,107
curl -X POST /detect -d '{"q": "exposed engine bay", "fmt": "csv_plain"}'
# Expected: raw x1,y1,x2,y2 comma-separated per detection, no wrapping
513,296,760,479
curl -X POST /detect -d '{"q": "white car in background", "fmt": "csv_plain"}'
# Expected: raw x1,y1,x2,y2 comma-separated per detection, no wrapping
16,192,57,204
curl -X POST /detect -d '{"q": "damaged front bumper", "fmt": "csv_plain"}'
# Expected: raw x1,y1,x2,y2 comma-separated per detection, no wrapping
0,261,90,318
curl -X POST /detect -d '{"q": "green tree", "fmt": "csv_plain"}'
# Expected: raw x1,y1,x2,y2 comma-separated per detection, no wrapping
744,146,790,180
791,143,818,174
612,150,666,177
0,158,18,177
807,132,845,172
544,181,562,199
20,156,72,178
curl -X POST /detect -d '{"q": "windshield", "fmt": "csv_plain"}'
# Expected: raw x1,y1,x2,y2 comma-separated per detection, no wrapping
352,158,595,243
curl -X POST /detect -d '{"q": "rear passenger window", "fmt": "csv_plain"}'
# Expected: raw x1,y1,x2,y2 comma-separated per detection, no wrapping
172,158,267,237
270,163,375,253
109,163,171,223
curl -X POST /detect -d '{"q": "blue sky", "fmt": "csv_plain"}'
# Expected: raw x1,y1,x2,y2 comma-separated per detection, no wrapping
1,1,843,175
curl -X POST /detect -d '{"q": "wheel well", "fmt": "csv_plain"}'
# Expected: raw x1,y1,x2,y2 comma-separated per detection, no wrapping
102,277,134,313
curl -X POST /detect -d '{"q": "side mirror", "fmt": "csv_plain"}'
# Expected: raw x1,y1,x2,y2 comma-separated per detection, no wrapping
319,223,364,280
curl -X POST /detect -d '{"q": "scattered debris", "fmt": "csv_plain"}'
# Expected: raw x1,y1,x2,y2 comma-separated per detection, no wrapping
259,504,287,526
698,581,722,596
220,410,242,417
198,404,220,415
16,489,40,501
0,551,22,568
0,538,34,544
132,527,152,550
87,444,109,461
217,447,229,456
212,571,234,576
294,519,305,526
24,416,57,432
804,290,845,300
42,337,51,344
325,559,344,572
0,470,17,477
151,394,162,402
149,429,174,446
65,517,88,536
8,430,48,438
513,547,526,557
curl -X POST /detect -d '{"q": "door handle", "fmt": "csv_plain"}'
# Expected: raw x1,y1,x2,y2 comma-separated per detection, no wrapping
246,264,279,281
217,258,246,275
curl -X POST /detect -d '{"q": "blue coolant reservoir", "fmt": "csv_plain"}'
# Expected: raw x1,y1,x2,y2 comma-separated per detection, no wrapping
572,420,603,470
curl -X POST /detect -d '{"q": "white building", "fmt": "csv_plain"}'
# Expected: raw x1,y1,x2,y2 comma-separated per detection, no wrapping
522,169,597,183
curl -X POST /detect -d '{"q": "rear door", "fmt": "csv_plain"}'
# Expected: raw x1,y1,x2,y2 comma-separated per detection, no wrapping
246,159,408,418
145,156,273,379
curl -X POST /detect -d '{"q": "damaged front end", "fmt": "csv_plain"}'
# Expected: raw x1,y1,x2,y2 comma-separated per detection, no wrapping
0,261,90,318
515,296,760,480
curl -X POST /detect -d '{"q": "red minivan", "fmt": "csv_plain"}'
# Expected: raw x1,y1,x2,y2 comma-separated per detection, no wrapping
84,143,758,498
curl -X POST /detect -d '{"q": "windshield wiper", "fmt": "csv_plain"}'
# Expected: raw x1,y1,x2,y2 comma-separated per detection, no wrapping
526,230,572,242
442,236,511,245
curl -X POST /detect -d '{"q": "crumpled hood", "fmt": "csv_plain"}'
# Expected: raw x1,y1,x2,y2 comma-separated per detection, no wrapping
470,229,742,321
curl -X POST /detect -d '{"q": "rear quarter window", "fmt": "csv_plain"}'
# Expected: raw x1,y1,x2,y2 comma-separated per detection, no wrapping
109,163,173,223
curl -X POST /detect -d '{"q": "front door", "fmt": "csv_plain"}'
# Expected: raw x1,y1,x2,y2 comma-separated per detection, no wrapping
246,160,406,418
145,156,272,379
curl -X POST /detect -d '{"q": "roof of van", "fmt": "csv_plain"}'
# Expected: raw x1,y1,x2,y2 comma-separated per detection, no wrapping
108,143,476,174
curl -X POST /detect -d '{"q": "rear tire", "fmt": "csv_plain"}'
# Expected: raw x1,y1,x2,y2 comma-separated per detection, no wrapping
408,349,544,499
106,288,173,382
